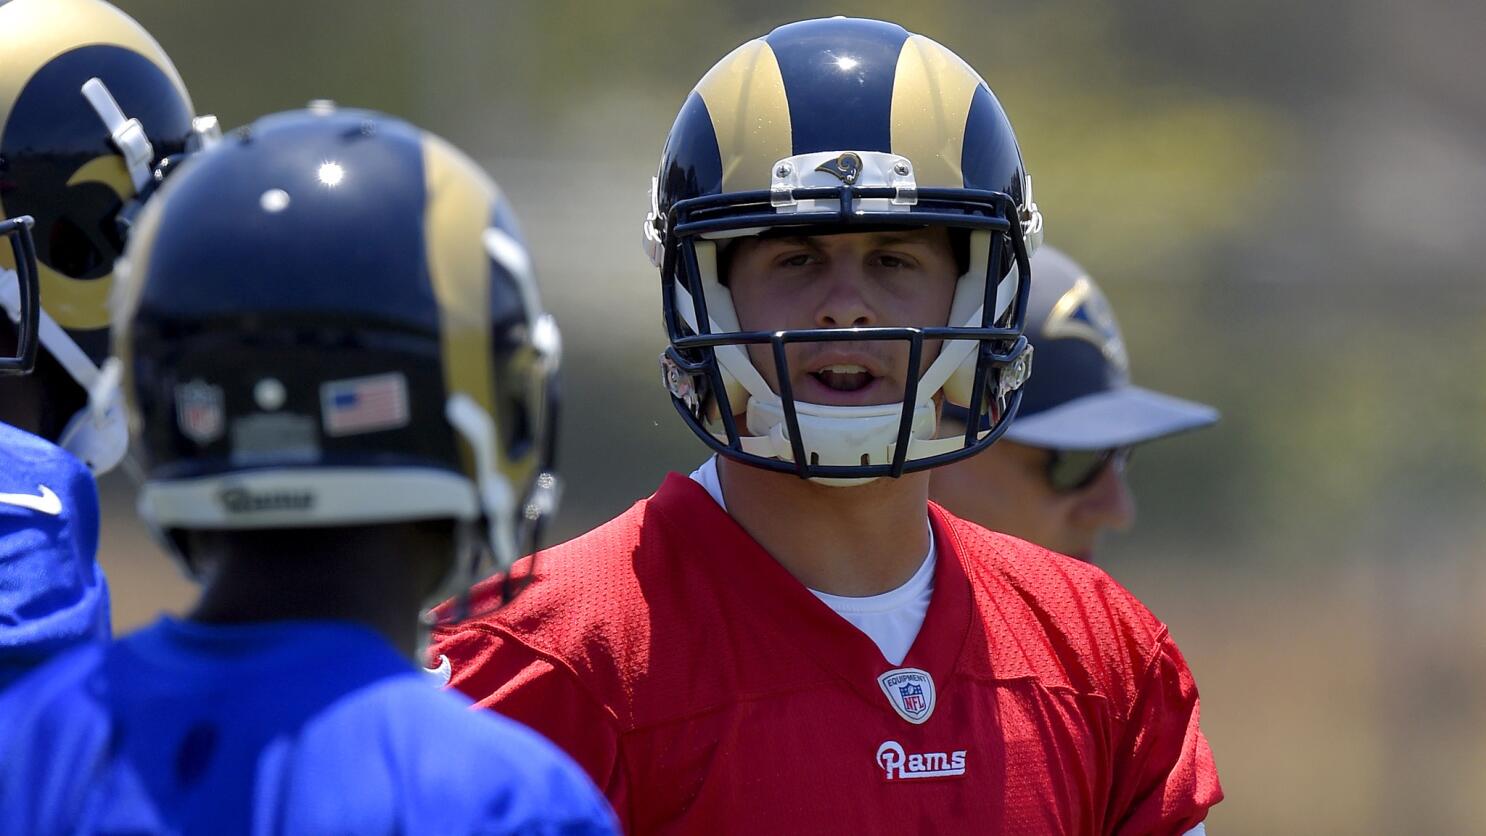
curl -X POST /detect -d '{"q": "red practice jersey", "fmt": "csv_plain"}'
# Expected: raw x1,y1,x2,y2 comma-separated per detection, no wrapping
432,474,1221,834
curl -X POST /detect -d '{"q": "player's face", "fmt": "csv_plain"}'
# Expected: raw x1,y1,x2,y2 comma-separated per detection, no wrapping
725,228,958,407
930,439,1136,561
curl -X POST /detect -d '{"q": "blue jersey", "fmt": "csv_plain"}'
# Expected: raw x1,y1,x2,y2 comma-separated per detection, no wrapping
0,421,108,690
0,616,617,835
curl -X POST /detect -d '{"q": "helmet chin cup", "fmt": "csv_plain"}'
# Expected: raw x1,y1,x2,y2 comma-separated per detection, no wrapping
742,395,938,486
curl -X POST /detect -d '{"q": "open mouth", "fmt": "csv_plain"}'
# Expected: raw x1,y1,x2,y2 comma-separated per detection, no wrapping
812,364,875,392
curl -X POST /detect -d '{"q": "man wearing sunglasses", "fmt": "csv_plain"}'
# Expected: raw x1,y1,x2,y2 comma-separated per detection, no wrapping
932,245,1219,562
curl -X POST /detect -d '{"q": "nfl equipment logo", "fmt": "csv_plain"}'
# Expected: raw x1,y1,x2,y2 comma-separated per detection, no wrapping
877,667,936,725
175,380,225,445
900,682,926,715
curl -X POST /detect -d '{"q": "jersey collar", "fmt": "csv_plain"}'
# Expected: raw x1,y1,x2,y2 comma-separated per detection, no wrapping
650,473,974,720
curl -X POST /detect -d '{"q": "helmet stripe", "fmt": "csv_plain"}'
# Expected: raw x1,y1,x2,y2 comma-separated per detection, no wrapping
694,39,791,194
764,18,909,156
421,133,498,477
890,34,984,190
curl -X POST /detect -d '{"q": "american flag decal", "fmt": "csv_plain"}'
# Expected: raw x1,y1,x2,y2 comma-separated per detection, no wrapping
320,373,410,436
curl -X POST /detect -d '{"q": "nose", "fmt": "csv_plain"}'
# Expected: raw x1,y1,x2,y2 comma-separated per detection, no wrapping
813,264,876,329
1069,461,1136,533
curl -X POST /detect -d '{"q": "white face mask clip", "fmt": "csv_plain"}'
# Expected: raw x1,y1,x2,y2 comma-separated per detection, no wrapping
80,78,156,194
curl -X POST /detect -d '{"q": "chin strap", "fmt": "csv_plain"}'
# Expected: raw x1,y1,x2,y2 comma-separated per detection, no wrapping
445,393,518,574
0,269,128,474
60,356,129,476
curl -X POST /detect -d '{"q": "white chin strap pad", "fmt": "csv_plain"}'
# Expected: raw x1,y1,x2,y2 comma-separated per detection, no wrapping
57,386,128,476
1,269,127,475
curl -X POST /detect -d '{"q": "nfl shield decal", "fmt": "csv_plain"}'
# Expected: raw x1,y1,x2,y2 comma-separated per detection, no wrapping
877,667,936,725
175,380,225,445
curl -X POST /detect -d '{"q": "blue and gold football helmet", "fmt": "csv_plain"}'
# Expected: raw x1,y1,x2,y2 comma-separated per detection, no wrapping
112,106,561,610
645,17,1042,482
0,0,218,472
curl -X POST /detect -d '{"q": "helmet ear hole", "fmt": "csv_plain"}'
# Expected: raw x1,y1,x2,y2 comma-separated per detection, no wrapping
45,216,106,278
949,228,971,278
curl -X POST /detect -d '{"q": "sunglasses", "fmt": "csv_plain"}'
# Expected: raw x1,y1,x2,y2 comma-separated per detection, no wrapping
1044,447,1132,493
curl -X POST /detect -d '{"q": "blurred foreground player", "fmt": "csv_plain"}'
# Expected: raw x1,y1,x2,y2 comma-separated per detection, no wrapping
435,18,1220,834
0,0,216,687
933,246,1219,561
0,106,615,834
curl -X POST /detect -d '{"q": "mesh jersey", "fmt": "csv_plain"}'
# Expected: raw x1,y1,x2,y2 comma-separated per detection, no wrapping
433,474,1222,834
690,454,936,666
0,617,617,835
0,421,108,690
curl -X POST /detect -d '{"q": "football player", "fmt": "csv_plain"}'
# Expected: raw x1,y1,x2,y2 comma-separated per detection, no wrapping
433,17,1221,833
0,105,615,834
0,0,216,688
932,245,1219,562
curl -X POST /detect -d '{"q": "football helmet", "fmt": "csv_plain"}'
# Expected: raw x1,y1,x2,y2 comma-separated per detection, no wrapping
0,0,217,471
112,106,560,615
645,17,1042,483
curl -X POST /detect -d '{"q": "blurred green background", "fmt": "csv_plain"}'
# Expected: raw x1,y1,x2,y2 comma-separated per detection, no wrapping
98,1,1486,831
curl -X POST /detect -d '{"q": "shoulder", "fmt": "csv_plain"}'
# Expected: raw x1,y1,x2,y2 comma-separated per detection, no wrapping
434,475,717,710
0,643,113,824
932,505,1172,712
277,675,614,832
0,641,109,733
0,423,98,539
0,423,91,492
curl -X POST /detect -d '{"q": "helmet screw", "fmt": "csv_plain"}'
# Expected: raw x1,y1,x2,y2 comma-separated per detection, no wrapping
893,160,911,176
254,377,287,411
775,162,793,178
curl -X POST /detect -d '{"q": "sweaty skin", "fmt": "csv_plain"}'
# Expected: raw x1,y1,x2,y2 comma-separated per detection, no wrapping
719,228,957,597
930,437,1136,561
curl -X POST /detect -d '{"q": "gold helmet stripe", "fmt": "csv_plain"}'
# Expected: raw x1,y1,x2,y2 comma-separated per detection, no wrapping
695,39,793,194
420,133,501,477
0,0,194,331
889,34,984,190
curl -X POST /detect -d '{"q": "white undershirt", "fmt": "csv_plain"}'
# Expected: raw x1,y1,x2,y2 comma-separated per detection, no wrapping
688,457,933,665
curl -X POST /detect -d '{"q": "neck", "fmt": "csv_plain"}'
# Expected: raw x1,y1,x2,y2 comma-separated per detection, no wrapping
187,530,438,660
718,456,932,597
